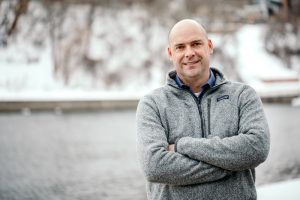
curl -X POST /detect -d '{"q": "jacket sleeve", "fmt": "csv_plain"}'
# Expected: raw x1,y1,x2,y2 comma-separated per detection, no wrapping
136,95,232,186
175,85,270,171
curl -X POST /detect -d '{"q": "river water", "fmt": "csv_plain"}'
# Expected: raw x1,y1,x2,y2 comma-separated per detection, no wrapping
0,103,299,200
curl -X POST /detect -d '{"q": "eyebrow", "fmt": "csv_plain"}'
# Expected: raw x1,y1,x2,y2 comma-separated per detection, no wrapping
174,40,203,47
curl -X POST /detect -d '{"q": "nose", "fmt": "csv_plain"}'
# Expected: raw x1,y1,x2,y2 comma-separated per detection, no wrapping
185,46,195,58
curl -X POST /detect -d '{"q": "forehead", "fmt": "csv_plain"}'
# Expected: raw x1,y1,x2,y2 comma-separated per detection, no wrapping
169,22,207,46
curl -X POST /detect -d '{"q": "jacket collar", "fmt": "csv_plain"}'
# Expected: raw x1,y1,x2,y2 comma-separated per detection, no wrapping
175,69,216,90
167,67,227,89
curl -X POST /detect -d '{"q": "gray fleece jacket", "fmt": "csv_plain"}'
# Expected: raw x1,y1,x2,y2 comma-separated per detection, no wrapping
136,68,270,200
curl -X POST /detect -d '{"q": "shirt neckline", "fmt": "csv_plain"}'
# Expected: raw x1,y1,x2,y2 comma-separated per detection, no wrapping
175,69,216,91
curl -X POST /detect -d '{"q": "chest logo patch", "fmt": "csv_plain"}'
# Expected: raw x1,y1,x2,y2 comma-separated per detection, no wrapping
217,95,229,102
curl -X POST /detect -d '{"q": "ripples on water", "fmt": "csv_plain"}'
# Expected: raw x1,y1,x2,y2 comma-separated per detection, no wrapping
0,110,146,200
0,104,300,199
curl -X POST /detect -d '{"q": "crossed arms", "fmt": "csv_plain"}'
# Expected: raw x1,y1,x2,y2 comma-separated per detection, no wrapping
136,87,270,186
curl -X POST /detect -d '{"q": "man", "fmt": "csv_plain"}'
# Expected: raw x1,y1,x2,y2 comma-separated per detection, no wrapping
136,19,270,200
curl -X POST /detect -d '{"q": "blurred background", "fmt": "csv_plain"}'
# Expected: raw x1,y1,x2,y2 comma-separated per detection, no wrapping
0,0,300,199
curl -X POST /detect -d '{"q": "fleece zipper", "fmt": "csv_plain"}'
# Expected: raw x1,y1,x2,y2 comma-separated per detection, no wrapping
168,84,205,137
198,91,207,138
207,98,212,136
196,83,226,138
168,81,227,138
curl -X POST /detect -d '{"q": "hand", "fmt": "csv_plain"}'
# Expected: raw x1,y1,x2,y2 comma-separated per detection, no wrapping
168,144,175,152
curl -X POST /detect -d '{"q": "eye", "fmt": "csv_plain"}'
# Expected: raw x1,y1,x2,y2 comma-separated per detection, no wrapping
175,45,185,51
192,42,202,47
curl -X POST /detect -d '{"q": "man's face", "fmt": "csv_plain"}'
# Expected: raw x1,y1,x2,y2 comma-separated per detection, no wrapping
168,23,213,82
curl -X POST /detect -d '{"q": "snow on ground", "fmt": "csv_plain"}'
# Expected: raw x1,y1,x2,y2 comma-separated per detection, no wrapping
234,24,300,98
0,40,63,92
257,178,300,200
0,4,167,101
0,14,300,102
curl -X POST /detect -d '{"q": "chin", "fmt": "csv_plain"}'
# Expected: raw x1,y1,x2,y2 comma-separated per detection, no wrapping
183,72,199,79
186,68,201,76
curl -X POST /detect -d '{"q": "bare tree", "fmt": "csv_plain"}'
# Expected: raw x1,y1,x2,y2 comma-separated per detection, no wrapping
264,0,300,69
7,0,29,36
0,0,28,47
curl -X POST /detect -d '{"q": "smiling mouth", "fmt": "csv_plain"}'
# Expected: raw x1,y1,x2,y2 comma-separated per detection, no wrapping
183,60,200,65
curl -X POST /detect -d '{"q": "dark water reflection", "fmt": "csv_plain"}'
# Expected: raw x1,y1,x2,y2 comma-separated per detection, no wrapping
0,110,146,200
0,104,300,199
256,103,300,185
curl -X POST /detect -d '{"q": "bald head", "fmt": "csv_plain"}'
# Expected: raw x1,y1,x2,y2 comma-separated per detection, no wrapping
168,19,208,45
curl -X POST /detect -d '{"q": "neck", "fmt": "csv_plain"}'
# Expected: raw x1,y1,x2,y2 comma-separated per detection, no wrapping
188,78,208,93
179,70,210,93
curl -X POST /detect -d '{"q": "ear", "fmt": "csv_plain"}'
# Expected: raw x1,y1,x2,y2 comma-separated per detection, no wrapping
208,39,213,54
167,47,173,62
